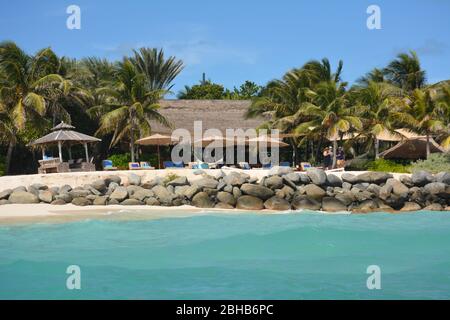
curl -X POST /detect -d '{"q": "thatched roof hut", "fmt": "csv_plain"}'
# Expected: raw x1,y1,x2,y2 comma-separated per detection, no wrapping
151,100,266,136
379,137,445,160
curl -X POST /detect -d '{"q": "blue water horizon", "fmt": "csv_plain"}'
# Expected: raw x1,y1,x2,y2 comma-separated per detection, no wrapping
1,210,449,299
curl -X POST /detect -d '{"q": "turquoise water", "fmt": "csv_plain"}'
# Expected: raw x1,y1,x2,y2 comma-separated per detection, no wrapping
1,210,450,299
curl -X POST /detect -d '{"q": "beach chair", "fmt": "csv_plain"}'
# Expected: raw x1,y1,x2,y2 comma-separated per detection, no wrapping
192,162,209,169
140,162,155,170
262,162,272,169
102,160,118,171
300,162,312,171
163,161,184,169
280,161,290,167
128,162,142,170
238,162,251,170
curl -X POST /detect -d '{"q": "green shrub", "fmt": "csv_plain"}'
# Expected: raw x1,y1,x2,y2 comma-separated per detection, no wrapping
411,153,450,174
108,153,131,170
367,159,411,173
345,158,372,171
164,173,181,186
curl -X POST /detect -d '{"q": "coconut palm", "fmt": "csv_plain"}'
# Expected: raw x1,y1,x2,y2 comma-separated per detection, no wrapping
352,81,403,158
393,87,448,158
0,41,66,174
88,59,172,162
356,68,386,86
383,50,426,92
131,48,184,91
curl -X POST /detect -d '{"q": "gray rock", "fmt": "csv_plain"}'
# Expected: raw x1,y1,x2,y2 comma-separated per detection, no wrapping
352,200,378,212
105,175,121,186
232,186,242,199
145,197,160,206
298,174,311,185
121,199,143,205
379,184,393,200
12,186,27,193
27,186,39,196
275,185,295,200
9,191,39,204
38,190,53,203
126,185,143,196
110,186,129,201
108,199,120,205
193,169,206,175
268,166,293,176
60,185,72,193
236,195,264,210
215,202,234,209
356,172,393,184
92,179,107,192
216,192,236,206
141,179,161,189
283,172,300,184
282,176,297,190
203,187,218,197
264,196,291,210
335,191,356,206
423,182,446,195
69,188,91,198
291,195,321,211
183,185,200,200
264,175,284,189
436,172,450,185
386,178,409,197
341,173,358,184
342,182,352,190
31,183,48,190
412,170,435,187
71,197,91,206
167,176,189,187
193,178,219,189
401,202,422,211
49,186,60,195
366,184,381,196
50,199,66,205
399,175,414,188
0,199,11,205
174,185,190,197
86,194,97,201
151,185,174,205
322,197,347,212
131,189,154,201
352,183,369,191
303,184,326,200
128,173,141,186
55,192,72,203
240,184,274,200
106,182,119,194
223,172,247,186
353,190,374,202
0,189,12,200
216,181,226,191
306,168,327,185
93,196,108,205
326,174,342,187
223,184,233,193
192,192,214,208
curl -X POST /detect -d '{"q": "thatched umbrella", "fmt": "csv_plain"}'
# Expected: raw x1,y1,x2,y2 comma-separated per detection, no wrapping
247,135,289,147
379,137,445,160
29,121,101,162
136,134,179,168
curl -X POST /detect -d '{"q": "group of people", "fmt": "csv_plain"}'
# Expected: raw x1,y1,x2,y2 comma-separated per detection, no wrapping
322,146,345,170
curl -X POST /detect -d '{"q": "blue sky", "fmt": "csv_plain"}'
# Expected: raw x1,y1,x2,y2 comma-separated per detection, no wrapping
0,0,449,96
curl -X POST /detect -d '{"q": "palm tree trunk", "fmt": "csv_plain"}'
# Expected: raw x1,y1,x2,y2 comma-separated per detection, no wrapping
426,133,430,159
5,140,15,175
332,139,337,169
130,127,135,163
374,138,380,159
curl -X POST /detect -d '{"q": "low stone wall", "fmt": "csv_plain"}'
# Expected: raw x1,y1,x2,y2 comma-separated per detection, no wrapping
0,168,449,212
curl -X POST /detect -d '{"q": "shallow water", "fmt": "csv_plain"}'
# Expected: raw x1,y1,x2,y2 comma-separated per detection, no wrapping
0,210,449,299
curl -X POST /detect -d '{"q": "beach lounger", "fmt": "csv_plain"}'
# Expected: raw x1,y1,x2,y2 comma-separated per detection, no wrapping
102,160,118,171
163,161,184,169
140,162,155,170
192,162,209,169
128,162,143,170
280,161,290,167
262,162,272,169
238,162,251,170
300,162,312,171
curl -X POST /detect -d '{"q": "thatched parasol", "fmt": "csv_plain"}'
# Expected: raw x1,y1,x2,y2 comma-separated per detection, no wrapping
136,134,179,168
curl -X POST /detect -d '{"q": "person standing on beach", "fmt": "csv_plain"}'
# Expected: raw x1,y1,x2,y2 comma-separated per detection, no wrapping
323,147,331,170
336,147,345,168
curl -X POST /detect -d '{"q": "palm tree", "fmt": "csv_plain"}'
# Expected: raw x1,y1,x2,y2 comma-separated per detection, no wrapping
393,88,447,158
88,59,172,162
352,81,403,158
356,68,386,86
383,50,426,92
0,41,65,174
131,48,184,91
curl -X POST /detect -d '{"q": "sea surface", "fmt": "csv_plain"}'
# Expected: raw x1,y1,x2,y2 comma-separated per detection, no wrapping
0,210,449,299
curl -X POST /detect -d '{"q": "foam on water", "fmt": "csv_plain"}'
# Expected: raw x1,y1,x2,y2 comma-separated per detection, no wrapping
0,210,449,299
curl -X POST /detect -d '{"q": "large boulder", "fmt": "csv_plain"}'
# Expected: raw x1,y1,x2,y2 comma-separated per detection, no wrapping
216,192,236,206
423,203,443,211
341,173,358,184
326,174,342,187
38,190,54,203
51,199,66,205
193,178,219,189
240,184,274,200
303,184,326,200
151,185,174,205
399,175,414,188
306,168,327,185
223,172,248,186
275,185,295,200
400,202,422,212
166,176,189,187
291,195,321,211
436,172,450,185
55,192,72,203
411,170,435,187
268,166,293,176
264,175,284,189
334,191,356,206
105,175,121,186
356,172,393,184
183,185,200,200
30,183,48,191
322,197,347,212
9,191,39,204
192,192,214,208
121,199,143,206
91,179,107,192
145,197,160,206
386,178,409,197
423,182,446,195
0,189,12,200
236,195,264,210
109,186,129,201
128,173,141,186
214,202,234,209
352,199,378,212
71,197,91,206
93,196,108,206
131,189,154,202
69,188,91,198
264,196,291,210
379,184,393,200
283,172,301,184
